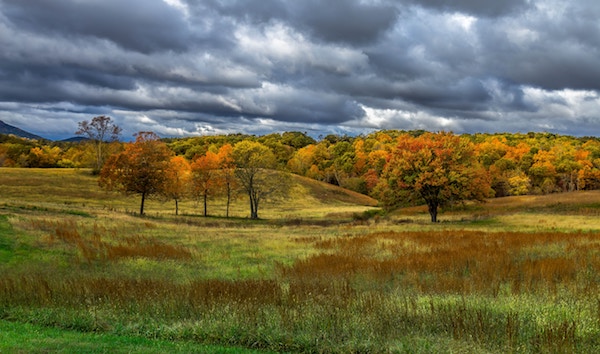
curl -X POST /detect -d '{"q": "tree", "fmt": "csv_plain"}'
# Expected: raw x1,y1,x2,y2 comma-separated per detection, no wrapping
27,146,61,167
217,144,237,218
76,115,122,173
190,151,220,217
99,132,172,215
377,132,492,222
232,141,288,219
164,156,191,215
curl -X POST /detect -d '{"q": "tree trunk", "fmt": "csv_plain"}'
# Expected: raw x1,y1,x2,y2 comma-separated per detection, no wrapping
427,200,438,222
96,140,103,172
175,198,179,216
248,189,258,219
140,192,146,215
226,189,231,218
203,193,208,217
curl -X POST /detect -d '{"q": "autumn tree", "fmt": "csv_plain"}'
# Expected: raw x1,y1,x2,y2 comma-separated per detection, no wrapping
232,140,288,219
99,132,172,215
377,132,492,222
190,151,220,217
76,115,122,173
164,156,191,215
27,146,62,167
217,144,237,218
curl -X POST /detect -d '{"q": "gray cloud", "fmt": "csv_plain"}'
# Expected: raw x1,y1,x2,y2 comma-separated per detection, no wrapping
2,0,192,53
1,0,600,140
409,0,530,17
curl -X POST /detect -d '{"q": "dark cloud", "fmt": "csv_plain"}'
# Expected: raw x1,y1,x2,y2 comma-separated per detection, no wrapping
1,0,600,140
2,0,192,53
290,0,399,44
407,0,530,17
210,0,399,44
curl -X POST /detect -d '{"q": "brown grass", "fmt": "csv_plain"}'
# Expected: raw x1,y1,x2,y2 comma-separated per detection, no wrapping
279,230,600,296
39,219,193,262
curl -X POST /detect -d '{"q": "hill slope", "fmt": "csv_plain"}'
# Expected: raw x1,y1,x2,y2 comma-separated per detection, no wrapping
290,174,378,207
0,168,378,219
0,120,45,140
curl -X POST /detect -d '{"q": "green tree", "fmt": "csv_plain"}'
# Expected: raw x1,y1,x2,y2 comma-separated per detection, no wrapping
377,132,492,222
232,141,288,219
99,132,172,215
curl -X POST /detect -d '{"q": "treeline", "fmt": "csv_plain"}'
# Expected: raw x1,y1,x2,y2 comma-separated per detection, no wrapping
2,130,600,199
0,134,121,169
167,130,600,198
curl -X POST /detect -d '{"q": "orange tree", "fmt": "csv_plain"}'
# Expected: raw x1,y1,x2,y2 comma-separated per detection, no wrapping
190,151,221,217
99,132,172,215
376,132,492,222
164,156,191,215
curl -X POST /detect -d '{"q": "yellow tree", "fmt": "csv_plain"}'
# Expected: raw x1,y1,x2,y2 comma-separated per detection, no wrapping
377,132,492,222
164,156,191,215
529,149,557,193
99,132,172,215
233,140,287,219
217,144,237,218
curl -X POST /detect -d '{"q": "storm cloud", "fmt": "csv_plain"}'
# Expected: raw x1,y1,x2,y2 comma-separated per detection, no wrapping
1,0,600,139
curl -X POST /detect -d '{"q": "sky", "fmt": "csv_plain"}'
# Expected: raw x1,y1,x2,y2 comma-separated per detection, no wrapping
1,0,600,140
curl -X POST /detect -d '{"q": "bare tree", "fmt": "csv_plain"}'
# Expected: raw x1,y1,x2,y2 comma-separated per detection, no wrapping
76,115,121,173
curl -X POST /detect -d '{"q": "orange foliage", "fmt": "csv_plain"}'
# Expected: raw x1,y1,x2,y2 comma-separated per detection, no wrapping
190,151,221,216
377,132,492,221
99,132,172,215
164,156,191,215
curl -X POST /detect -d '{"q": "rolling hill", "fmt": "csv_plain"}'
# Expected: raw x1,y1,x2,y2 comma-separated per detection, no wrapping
0,120,45,140
290,173,378,207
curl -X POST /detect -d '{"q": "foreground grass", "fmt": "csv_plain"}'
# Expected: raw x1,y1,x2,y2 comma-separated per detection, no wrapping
0,319,272,353
1,168,600,352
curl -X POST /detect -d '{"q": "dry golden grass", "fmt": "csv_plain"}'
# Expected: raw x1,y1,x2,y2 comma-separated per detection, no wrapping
279,230,600,296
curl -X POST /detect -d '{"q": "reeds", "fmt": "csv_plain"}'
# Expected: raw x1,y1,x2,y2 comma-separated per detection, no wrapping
2,227,599,352
35,219,193,262
287,230,600,296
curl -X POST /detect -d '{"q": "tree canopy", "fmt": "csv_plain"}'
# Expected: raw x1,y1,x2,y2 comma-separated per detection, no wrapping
376,132,492,222
232,140,288,219
99,132,172,215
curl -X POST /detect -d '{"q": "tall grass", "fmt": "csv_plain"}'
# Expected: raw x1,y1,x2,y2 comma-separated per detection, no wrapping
2,228,599,352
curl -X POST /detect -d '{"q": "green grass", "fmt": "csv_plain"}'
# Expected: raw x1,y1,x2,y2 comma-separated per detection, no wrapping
1,168,600,352
0,319,273,353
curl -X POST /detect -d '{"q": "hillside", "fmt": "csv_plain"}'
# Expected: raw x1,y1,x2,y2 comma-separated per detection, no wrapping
482,190,600,214
290,174,378,207
0,120,45,140
0,168,377,220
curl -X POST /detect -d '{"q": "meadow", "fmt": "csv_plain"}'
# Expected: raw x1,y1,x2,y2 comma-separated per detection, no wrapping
1,168,600,353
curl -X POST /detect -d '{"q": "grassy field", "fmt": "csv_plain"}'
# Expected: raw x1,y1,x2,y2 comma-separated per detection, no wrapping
1,168,600,353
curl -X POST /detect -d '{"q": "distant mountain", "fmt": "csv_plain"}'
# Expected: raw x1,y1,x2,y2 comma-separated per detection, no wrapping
60,136,90,143
0,120,45,140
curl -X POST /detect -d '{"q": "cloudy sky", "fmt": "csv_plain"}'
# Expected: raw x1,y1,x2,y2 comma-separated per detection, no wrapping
1,0,600,140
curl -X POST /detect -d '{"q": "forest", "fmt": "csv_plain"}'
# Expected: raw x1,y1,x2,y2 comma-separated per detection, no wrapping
2,129,600,201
